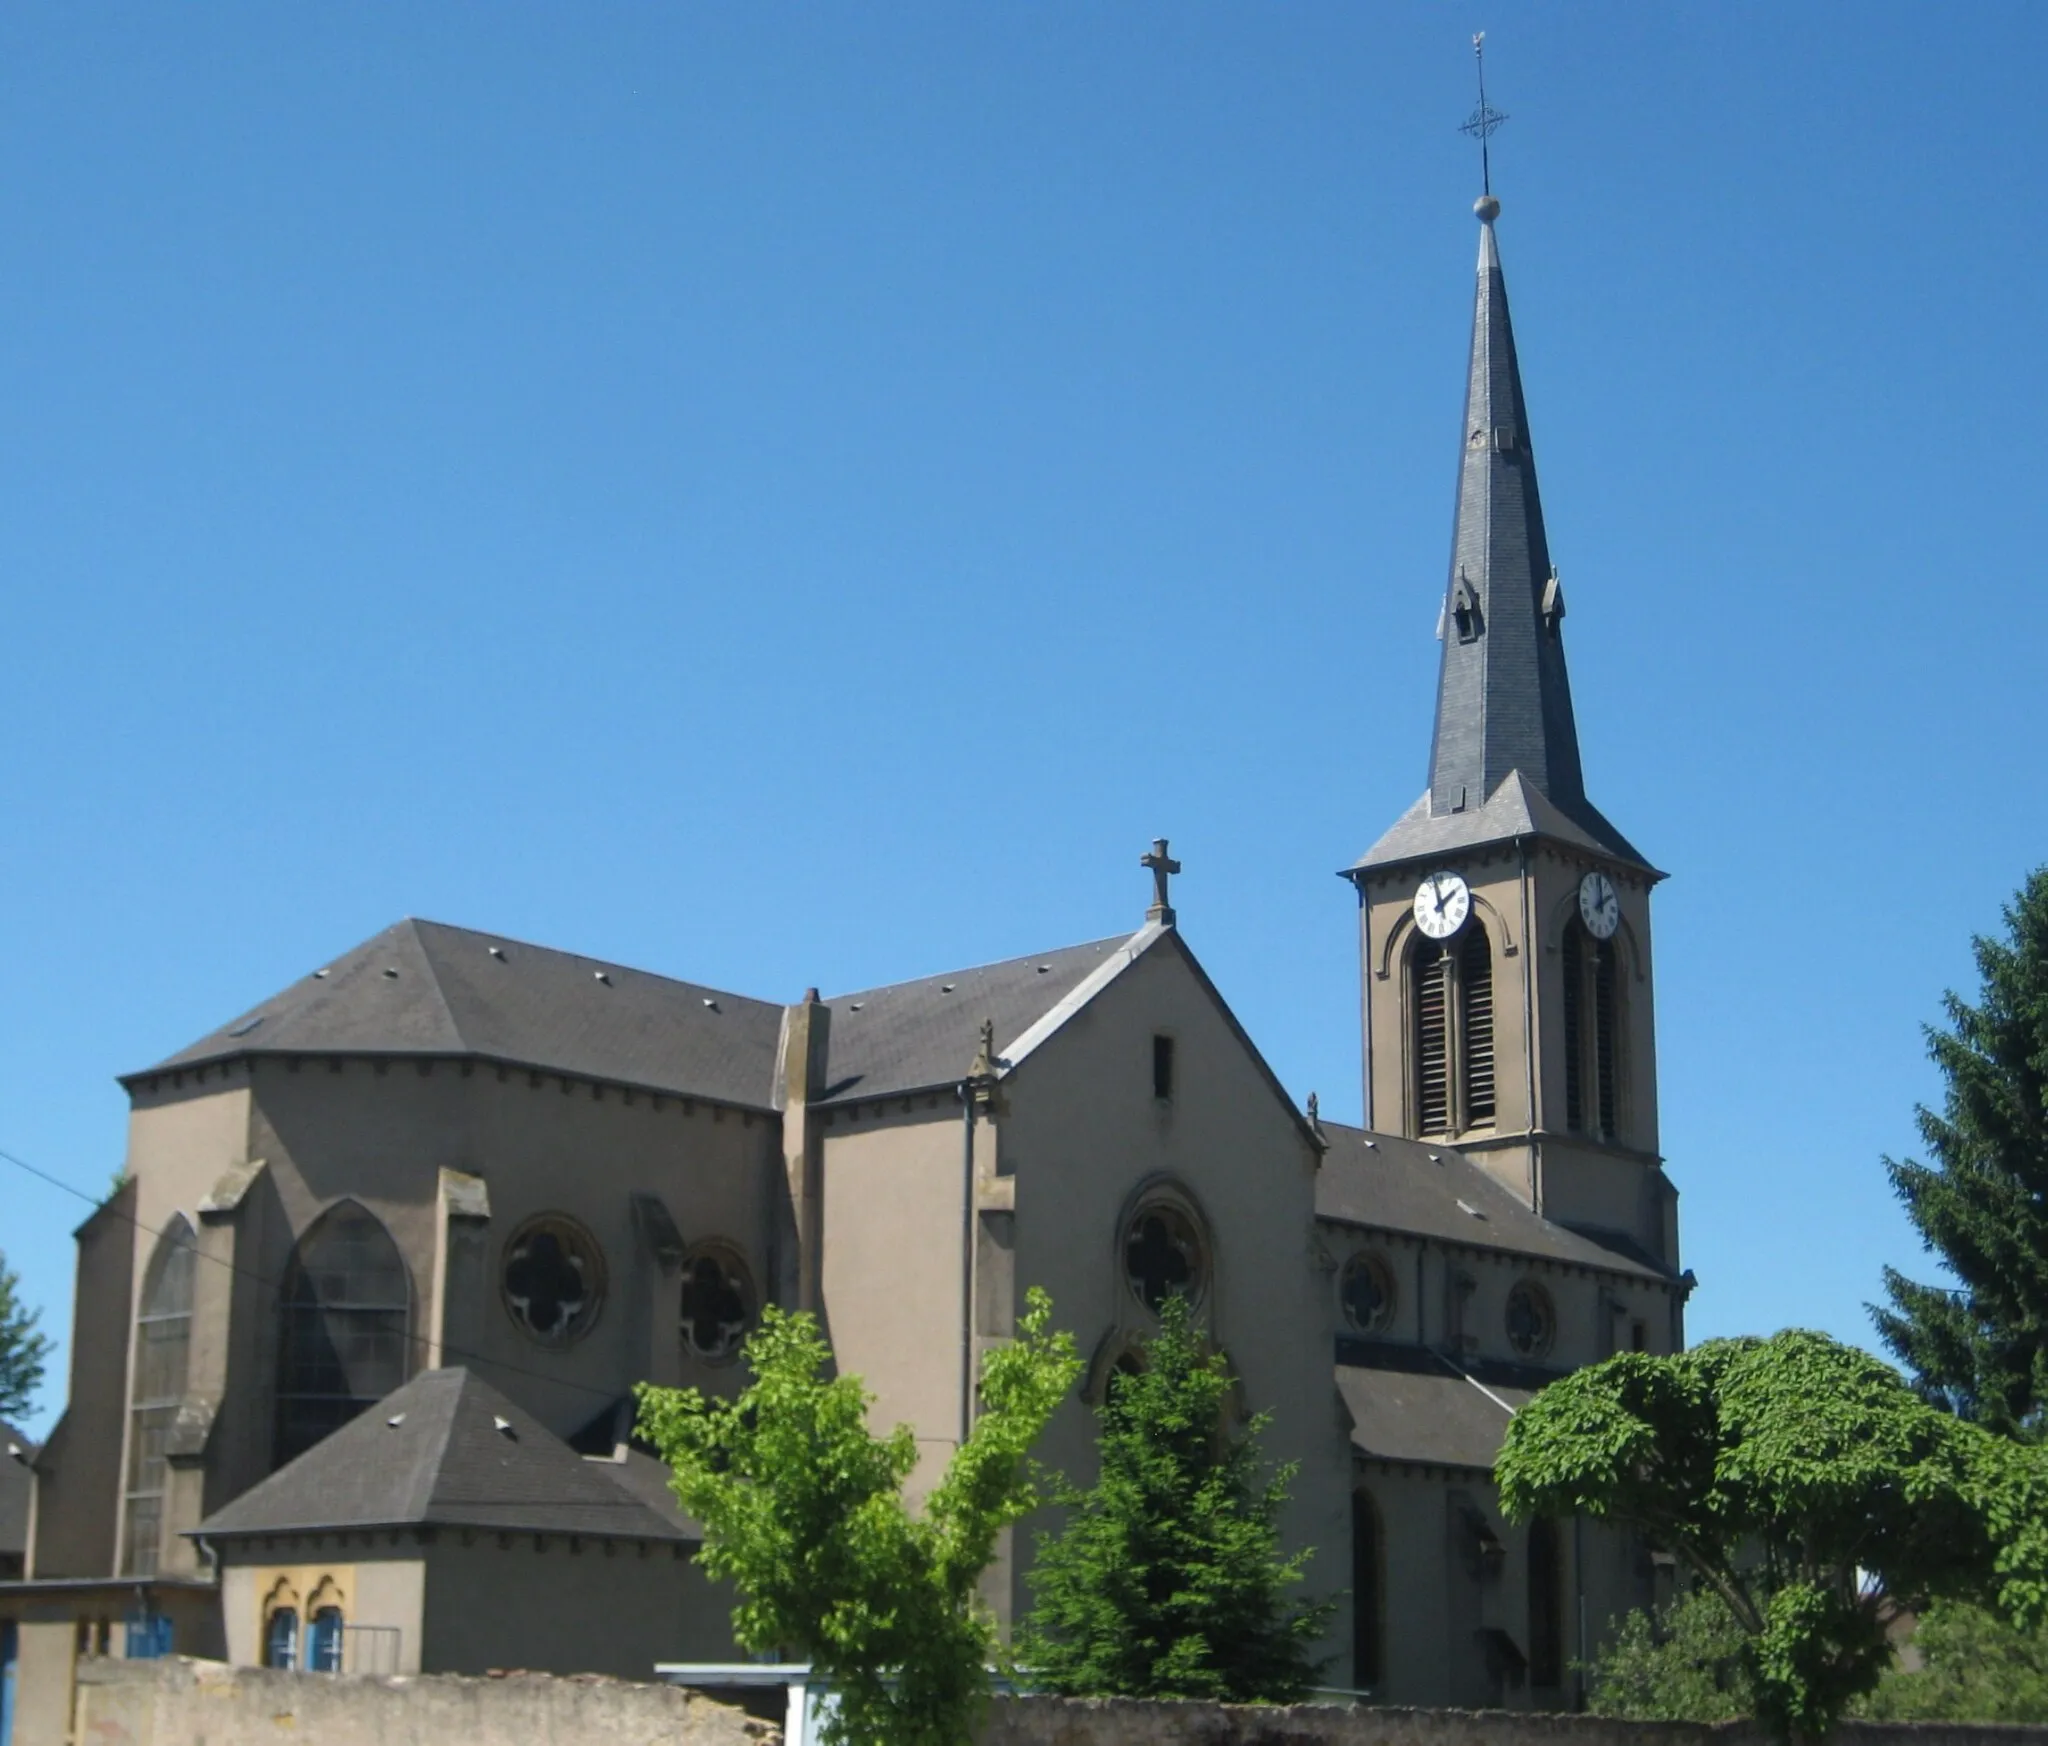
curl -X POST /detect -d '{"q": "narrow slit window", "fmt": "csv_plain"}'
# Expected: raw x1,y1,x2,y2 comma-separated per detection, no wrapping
1561,926,1584,1132
1413,948,1451,1137
1594,938,1619,1139
1152,1034,1175,1102
1459,925,1495,1126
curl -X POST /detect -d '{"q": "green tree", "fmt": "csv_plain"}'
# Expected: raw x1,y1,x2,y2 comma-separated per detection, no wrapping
1016,1293,1332,1702
1586,1589,1753,1722
1857,1600,2048,1723
635,1287,1079,1746
1496,1330,2048,1743
1873,867,2048,1436
0,1250,53,1421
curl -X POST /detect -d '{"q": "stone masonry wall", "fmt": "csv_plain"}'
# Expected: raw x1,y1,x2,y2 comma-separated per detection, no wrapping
66,1655,777,1746
980,1697,2048,1746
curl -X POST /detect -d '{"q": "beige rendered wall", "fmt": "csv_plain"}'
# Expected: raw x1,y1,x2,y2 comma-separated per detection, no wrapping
997,938,1346,1656
420,1537,733,1678
221,1550,425,1673
9,1621,75,1746
817,1103,969,1489
28,1190,136,1578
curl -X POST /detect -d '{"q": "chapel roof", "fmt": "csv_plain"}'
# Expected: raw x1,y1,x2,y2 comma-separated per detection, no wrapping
133,917,788,1109
0,1422,36,1560
194,1368,693,1543
1337,1359,1532,1473
1314,1120,1672,1282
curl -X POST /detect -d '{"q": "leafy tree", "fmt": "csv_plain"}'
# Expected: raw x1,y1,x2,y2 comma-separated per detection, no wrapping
1496,1330,2048,1743
1873,867,2048,1436
1857,1600,2048,1723
1586,1589,1752,1722
635,1286,1079,1746
1016,1293,1332,1702
0,1250,53,1421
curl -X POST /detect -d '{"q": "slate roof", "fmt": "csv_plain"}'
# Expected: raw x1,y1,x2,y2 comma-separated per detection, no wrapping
135,919,787,1109
1354,208,1647,875
1314,1121,1672,1282
1338,1360,1531,1471
818,935,1134,1104
195,1369,692,1543
0,1422,35,1560
1350,773,1652,877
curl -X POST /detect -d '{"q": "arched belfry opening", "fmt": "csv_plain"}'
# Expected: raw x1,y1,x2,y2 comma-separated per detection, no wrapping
1407,922,1497,1139
1560,922,1623,1142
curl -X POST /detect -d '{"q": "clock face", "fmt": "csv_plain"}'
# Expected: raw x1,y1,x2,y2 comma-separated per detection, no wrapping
1413,871,1471,940
1578,870,1620,940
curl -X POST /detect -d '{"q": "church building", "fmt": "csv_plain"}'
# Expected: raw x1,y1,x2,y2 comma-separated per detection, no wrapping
0,191,1687,1723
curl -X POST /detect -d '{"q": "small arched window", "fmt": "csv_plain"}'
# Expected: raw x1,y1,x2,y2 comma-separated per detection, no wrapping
1352,1488,1384,1691
274,1203,410,1466
124,1219,196,1576
264,1607,300,1671
307,1605,346,1674
1561,922,1622,1140
1409,921,1497,1138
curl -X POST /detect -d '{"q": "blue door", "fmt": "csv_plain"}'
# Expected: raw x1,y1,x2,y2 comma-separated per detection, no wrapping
3,1619,18,1746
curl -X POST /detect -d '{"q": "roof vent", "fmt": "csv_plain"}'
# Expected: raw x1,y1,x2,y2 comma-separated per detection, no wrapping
382,968,400,979
1363,1139,1377,1150
702,998,719,1011
6,1442,25,1464
313,969,330,979
386,1413,406,1428
489,946,506,960
493,1416,515,1437
849,1002,865,1012
1036,965,1051,974
594,971,611,984
940,984,956,994
1457,1199,1486,1220
227,1016,265,1038
1427,1152,1441,1164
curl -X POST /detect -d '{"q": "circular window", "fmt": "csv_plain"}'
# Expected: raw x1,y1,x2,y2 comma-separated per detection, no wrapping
1505,1280,1556,1359
1341,1251,1397,1335
1122,1200,1207,1312
502,1215,606,1346
679,1245,754,1365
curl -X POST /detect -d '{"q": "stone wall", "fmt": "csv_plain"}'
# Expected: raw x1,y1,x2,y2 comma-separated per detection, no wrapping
64,1655,776,1746
979,1697,2048,1746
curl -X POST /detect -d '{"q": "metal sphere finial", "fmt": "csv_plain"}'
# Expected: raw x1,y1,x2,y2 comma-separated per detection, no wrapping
1474,194,1501,222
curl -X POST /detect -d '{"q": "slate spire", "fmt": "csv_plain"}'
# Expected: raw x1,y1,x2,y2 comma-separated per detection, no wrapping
1427,198,1586,821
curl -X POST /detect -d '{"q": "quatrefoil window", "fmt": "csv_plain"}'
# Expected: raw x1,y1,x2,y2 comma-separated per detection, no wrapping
1506,1280,1556,1360
502,1215,605,1346
679,1245,754,1365
1341,1251,1397,1336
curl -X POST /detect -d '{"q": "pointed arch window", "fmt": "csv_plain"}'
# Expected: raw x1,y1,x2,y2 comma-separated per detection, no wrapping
1528,1516,1565,1689
1352,1487,1384,1691
1408,922,1498,1138
1561,921,1623,1141
274,1203,410,1466
124,1219,196,1576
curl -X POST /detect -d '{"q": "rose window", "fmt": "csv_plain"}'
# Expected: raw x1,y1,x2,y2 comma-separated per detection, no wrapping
1123,1202,1206,1312
1341,1252,1397,1335
1505,1280,1556,1359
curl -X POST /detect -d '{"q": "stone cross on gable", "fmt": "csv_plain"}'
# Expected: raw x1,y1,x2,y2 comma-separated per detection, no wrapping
1141,838,1181,926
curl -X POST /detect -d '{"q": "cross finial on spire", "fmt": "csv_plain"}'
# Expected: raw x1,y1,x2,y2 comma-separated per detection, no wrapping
1141,838,1181,926
1459,31,1508,208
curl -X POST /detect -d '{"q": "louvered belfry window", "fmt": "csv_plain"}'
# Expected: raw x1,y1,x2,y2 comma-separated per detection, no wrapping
1460,925,1496,1125
1409,923,1497,1139
1560,921,1622,1142
1413,947,1452,1136
1561,927,1584,1130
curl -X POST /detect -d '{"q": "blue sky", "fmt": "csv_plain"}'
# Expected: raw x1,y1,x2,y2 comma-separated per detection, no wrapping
4,5,2043,1434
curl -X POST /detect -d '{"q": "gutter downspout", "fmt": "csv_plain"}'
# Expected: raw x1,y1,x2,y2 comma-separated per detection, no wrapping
958,1020,999,1448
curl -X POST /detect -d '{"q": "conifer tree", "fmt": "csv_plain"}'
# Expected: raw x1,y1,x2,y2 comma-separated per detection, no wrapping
1017,1293,1331,1702
1872,868,2048,1436
0,1250,52,1422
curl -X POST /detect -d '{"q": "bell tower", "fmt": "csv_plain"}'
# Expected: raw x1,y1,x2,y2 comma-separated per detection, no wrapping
1343,194,1677,1268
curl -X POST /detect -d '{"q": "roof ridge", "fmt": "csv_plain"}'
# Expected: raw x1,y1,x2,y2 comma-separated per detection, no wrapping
406,917,782,1015
825,932,1134,1005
